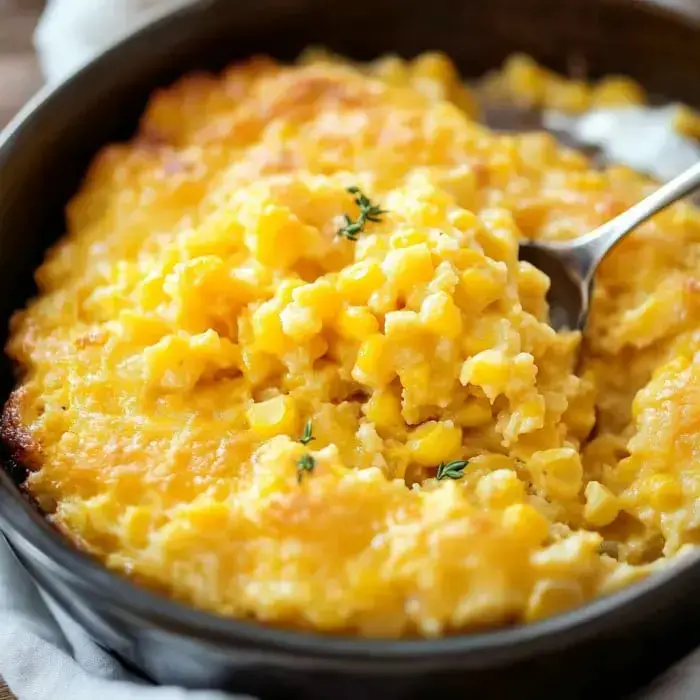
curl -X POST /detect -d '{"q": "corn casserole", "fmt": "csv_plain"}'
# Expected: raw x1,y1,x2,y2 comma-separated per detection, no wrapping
4,51,700,637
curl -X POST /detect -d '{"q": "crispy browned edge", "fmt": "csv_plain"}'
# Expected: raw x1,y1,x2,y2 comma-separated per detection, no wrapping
1,388,42,473
0,387,51,517
1,387,99,555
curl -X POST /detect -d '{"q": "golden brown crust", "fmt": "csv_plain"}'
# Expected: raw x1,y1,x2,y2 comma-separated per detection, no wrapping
1,388,42,472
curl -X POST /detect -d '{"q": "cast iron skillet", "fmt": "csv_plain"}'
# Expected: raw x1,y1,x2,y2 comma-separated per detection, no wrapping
2,1,700,698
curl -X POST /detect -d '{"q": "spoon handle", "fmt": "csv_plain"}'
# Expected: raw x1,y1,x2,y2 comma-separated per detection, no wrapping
578,160,700,281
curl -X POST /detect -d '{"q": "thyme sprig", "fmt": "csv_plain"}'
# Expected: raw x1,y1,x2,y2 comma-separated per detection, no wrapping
296,453,316,483
436,459,469,481
337,186,387,241
296,420,316,482
299,420,315,446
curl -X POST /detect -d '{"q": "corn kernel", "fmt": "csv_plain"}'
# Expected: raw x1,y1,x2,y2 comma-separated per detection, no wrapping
449,209,480,233
591,76,646,108
280,303,322,342
458,267,506,312
241,348,279,385
505,395,545,439
407,420,462,467
277,279,304,304
244,205,307,268
476,469,525,508
501,54,547,106
364,389,403,430
252,302,286,353
293,279,342,321
528,448,583,501
384,310,423,339
525,580,583,622
419,291,462,339
411,51,458,84
143,331,240,392
370,55,409,85
382,244,434,294
389,229,429,248
517,261,550,301
185,502,231,531
461,350,537,401
584,481,620,527
352,334,395,388
460,317,504,357
644,474,683,511
461,349,507,395
335,306,379,341
452,398,493,427
336,260,385,305
307,334,329,361
117,311,169,345
612,455,641,490
531,532,600,576
501,503,550,546
123,507,152,549
398,362,431,399
246,395,299,438
477,210,519,264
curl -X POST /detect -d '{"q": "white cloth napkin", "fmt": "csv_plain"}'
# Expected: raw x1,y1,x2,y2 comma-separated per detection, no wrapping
0,1,696,699
35,0,196,83
0,536,243,700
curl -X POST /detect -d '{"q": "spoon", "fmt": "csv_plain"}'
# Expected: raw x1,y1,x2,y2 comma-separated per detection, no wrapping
519,160,700,331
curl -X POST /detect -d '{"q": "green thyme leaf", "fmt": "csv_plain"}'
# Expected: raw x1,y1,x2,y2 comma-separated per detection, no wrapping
436,459,469,481
337,186,387,241
299,420,315,446
297,453,316,483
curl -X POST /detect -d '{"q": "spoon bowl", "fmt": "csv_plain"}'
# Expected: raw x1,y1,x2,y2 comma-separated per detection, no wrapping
519,239,591,331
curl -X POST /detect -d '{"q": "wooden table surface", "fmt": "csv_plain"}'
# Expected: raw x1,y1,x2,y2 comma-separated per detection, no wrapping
0,5,43,698
0,0,43,126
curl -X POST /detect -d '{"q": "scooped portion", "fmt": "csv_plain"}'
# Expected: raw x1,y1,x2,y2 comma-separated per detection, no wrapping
4,52,700,637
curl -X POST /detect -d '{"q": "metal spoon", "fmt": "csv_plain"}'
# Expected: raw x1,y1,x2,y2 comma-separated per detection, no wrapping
519,161,700,331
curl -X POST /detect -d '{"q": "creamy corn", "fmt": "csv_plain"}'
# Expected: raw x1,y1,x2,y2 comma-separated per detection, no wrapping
479,53,647,112
4,51,700,637
481,52,700,141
